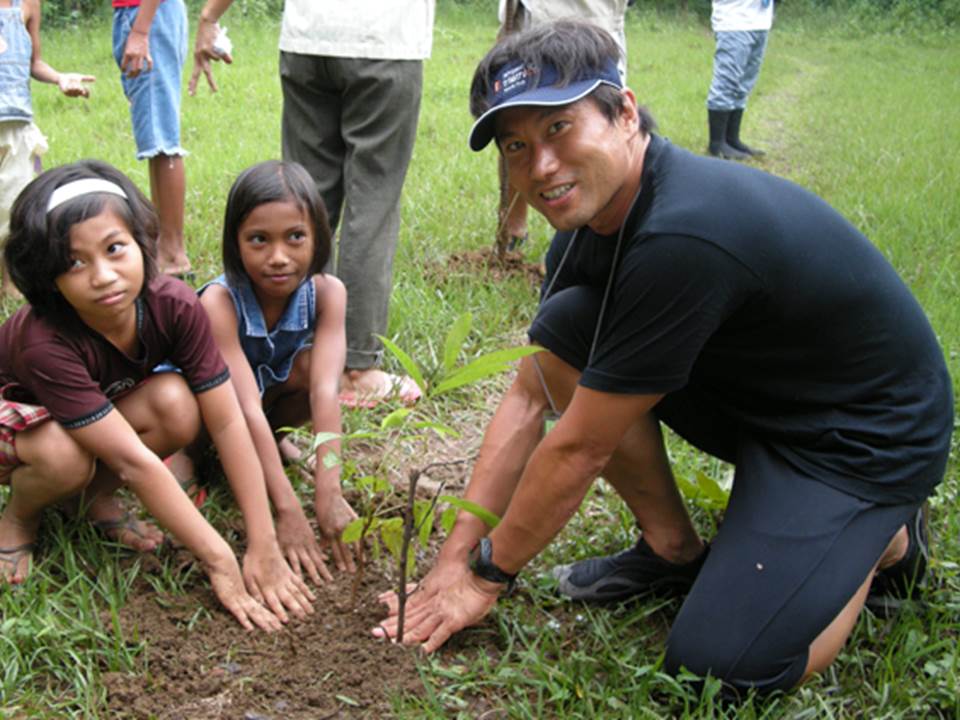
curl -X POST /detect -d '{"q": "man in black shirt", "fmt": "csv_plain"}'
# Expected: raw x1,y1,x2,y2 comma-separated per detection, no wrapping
374,20,953,694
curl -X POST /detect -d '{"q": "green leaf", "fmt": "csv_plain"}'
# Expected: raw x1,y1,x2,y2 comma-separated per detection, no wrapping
410,420,460,438
321,450,340,470
433,345,544,395
439,495,500,528
695,471,729,505
341,517,368,544
442,312,473,374
675,475,699,501
309,431,341,450
379,517,404,560
413,499,434,547
377,335,427,394
381,407,412,429
341,430,383,442
440,506,457,534
406,545,417,577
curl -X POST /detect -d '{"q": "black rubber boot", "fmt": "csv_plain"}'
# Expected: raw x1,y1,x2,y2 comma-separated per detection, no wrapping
707,110,749,160
727,108,765,157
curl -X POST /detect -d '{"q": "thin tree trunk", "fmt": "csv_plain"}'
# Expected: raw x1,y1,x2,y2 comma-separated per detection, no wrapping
495,0,521,261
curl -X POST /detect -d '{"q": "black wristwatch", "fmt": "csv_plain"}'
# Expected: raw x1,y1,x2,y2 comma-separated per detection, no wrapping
468,537,517,592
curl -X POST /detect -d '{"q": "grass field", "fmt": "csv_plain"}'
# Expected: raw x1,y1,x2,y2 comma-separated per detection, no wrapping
1,1,958,717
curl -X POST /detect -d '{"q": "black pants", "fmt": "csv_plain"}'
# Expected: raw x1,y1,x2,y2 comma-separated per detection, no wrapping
530,285,920,692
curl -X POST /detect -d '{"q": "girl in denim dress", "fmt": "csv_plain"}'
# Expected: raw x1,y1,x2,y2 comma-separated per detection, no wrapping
197,160,357,583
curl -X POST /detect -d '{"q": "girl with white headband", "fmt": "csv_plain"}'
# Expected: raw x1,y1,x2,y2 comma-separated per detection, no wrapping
0,159,315,632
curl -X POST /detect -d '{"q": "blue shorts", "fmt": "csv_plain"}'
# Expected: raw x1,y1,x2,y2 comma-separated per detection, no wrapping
112,0,188,159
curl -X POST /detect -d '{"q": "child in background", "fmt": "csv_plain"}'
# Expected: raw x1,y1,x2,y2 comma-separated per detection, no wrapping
0,160,313,631
113,0,191,278
195,160,357,583
0,0,94,296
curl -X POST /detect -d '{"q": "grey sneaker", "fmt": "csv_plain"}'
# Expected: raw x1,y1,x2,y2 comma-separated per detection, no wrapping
865,505,929,618
553,536,707,602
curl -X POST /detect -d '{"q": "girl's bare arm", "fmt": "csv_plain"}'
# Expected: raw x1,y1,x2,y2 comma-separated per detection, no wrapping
200,285,331,584
309,275,357,571
24,0,94,95
68,410,282,632
195,380,316,620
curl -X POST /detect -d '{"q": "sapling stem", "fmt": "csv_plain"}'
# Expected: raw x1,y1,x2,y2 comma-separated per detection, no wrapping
395,457,472,644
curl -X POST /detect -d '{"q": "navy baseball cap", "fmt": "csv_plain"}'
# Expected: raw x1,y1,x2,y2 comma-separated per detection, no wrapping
468,56,623,152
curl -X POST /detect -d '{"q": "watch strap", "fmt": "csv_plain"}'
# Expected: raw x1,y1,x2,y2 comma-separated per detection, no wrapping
469,537,517,590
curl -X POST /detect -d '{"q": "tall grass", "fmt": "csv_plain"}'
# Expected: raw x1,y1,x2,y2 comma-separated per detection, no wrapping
0,2,957,717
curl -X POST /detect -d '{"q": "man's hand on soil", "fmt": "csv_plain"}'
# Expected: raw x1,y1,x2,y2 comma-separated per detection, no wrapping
373,560,501,652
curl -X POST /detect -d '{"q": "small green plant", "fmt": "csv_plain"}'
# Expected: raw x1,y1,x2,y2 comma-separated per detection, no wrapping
291,312,541,639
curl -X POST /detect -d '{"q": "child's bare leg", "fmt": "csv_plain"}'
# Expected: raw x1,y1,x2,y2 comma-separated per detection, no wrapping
0,422,95,582
148,154,190,276
265,351,312,464
82,373,201,551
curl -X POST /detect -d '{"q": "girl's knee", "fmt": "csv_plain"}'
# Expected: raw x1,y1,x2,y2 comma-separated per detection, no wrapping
148,373,200,440
33,434,96,492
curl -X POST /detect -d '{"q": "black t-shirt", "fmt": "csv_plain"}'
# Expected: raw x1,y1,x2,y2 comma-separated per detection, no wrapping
540,135,953,503
0,276,229,428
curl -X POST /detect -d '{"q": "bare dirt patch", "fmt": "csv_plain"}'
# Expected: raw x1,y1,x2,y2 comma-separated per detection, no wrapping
425,248,544,288
102,554,424,720
101,395,506,719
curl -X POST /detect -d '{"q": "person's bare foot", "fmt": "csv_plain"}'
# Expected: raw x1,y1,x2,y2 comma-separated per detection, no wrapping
157,248,193,280
277,436,315,482
278,436,305,465
0,514,38,584
87,496,165,552
163,451,207,508
338,368,422,409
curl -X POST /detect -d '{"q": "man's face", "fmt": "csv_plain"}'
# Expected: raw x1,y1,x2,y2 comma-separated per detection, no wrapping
495,93,640,235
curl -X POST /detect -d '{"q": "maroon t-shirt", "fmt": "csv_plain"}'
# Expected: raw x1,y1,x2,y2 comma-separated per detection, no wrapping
0,276,229,429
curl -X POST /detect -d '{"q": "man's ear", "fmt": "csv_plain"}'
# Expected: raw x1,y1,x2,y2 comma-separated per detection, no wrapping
618,88,641,133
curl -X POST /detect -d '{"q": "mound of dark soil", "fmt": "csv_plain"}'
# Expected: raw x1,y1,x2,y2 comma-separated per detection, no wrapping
103,559,422,720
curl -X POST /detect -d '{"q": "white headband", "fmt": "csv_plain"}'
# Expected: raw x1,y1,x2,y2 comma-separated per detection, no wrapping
47,178,128,214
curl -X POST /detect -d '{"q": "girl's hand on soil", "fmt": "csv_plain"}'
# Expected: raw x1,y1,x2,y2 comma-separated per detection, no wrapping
374,569,502,653
58,73,95,98
314,491,359,574
276,505,333,585
207,559,283,632
242,543,316,623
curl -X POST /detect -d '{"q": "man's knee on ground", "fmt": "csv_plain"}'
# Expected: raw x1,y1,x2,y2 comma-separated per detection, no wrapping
664,615,805,694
